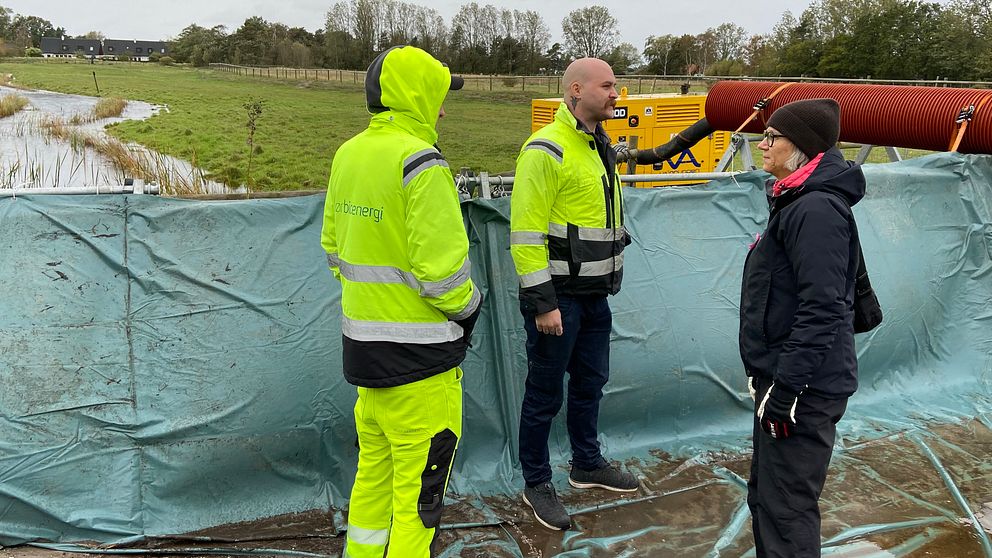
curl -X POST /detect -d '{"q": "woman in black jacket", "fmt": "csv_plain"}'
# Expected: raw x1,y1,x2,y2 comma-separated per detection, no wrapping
740,98,866,558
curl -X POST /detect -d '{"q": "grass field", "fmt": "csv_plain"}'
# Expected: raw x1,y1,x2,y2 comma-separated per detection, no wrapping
0,60,546,191
0,59,930,191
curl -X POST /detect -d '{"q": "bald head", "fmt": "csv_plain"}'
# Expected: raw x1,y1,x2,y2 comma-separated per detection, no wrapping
561,57,618,129
562,58,614,101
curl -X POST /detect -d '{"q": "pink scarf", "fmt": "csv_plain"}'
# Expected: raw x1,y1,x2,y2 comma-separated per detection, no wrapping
771,152,825,197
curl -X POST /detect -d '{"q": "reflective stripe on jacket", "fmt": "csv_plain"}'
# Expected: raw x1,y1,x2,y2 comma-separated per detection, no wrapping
510,102,626,314
321,46,480,388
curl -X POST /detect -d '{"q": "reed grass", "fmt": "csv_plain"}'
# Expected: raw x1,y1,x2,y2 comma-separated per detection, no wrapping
0,144,94,189
92,97,127,119
0,94,28,118
35,114,207,195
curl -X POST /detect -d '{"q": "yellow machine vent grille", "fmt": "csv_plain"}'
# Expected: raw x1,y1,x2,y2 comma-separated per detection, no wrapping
712,131,727,153
533,105,556,128
656,103,701,124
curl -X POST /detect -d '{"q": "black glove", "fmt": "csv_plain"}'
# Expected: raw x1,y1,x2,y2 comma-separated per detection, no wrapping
613,141,631,162
757,382,800,439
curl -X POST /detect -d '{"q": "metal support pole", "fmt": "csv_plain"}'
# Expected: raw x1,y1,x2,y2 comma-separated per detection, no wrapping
855,145,874,165
714,135,738,172
626,136,639,175
0,184,161,196
739,139,756,170
714,133,759,172
620,172,742,183
452,172,744,196
715,134,744,172
479,171,491,199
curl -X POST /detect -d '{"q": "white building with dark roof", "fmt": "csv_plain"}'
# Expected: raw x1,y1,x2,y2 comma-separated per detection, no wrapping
40,37,170,61
40,37,101,58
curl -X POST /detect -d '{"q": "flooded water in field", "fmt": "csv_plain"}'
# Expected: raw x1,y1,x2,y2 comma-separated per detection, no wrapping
0,84,235,194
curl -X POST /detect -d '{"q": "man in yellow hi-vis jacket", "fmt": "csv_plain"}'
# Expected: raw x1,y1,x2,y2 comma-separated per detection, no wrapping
510,58,639,531
321,45,482,558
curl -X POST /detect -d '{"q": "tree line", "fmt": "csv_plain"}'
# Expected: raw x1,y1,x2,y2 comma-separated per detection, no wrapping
9,0,992,81
669,0,991,81
165,2,645,75
0,5,65,56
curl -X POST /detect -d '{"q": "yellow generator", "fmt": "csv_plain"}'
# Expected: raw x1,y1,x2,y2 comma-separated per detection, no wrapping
531,92,731,186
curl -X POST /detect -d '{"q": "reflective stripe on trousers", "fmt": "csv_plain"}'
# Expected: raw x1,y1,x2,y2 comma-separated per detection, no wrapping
343,524,389,558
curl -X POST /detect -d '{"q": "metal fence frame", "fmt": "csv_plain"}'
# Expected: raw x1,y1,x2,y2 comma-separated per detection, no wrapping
209,64,992,92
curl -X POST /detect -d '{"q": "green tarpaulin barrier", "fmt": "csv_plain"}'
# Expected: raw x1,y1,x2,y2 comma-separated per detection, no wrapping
1,153,989,552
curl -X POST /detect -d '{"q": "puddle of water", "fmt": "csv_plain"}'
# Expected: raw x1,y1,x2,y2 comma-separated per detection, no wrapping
1,420,986,557
0,84,238,194
429,418,992,557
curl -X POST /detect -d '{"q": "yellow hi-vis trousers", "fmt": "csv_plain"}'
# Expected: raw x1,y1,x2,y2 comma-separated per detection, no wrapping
344,367,462,558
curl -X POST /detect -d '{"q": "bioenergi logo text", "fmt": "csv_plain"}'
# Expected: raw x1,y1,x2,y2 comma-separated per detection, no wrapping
335,200,384,223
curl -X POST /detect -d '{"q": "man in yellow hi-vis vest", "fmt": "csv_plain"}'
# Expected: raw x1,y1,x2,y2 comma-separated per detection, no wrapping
510,58,639,531
321,45,482,557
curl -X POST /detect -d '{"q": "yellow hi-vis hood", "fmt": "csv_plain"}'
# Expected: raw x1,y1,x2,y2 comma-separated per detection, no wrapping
364,46,454,145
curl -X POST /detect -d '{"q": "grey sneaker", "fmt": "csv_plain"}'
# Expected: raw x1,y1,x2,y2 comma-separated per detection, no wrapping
568,462,639,492
522,482,571,530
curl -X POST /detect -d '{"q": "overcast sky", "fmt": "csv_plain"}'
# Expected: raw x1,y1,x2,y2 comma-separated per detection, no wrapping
9,0,813,48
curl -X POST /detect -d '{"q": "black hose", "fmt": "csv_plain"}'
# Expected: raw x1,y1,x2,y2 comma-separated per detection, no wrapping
628,118,715,165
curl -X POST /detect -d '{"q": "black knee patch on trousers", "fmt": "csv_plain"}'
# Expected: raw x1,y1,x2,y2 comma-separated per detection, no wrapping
417,428,458,529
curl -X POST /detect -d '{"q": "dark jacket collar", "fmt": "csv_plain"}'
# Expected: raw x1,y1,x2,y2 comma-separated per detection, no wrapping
767,147,866,209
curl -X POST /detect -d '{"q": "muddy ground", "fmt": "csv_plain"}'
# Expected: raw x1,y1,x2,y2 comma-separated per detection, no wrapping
2,420,989,557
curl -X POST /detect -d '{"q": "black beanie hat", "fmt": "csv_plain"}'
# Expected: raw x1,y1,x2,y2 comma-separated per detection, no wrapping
766,98,841,158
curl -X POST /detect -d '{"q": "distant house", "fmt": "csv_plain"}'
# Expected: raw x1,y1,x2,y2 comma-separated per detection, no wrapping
40,37,101,58
40,37,171,61
134,40,169,61
102,39,135,60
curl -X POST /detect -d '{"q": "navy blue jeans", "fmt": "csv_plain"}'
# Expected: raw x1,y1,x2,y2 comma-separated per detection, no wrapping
519,295,612,487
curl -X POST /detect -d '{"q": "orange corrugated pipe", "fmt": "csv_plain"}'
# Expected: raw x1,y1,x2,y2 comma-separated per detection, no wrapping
704,81,992,154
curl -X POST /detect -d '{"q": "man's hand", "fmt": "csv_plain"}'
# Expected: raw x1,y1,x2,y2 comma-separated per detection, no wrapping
756,382,800,439
535,309,563,336
613,141,631,162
